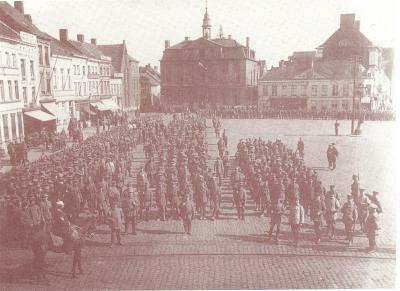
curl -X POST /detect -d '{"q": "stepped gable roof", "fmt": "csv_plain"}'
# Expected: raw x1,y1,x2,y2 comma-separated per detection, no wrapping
0,1,51,40
318,27,372,48
98,44,124,73
0,20,20,41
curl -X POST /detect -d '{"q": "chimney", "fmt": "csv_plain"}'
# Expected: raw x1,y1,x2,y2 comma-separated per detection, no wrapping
165,40,170,49
91,38,97,45
185,36,189,41
24,14,32,23
340,14,355,29
228,35,232,39
77,34,84,43
14,1,24,14
246,37,250,48
354,20,360,31
59,29,68,42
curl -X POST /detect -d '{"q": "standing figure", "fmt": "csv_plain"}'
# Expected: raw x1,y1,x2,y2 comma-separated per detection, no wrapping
268,199,285,243
289,198,305,247
341,194,358,245
325,187,341,239
233,184,246,220
334,120,340,136
297,138,305,158
108,202,124,248
310,194,325,244
180,196,194,235
365,205,379,252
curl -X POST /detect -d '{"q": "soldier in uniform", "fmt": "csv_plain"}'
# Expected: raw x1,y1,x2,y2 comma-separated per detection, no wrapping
180,196,194,235
365,205,379,252
156,173,167,221
222,151,229,178
267,199,285,243
351,174,360,203
209,175,221,220
38,192,53,231
366,191,382,214
310,193,326,244
341,194,358,245
233,184,246,220
121,183,137,235
325,186,341,239
213,157,224,186
357,189,369,232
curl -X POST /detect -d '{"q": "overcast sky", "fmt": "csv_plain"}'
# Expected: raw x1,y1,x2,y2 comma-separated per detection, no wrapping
18,0,396,68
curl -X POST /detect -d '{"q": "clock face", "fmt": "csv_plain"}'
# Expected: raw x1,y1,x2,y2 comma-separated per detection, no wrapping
338,39,352,47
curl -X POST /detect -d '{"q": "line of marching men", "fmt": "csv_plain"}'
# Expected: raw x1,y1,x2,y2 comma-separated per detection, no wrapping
233,137,382,251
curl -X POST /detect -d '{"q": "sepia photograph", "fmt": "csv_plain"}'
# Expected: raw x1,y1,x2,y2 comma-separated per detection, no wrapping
0,0,397,289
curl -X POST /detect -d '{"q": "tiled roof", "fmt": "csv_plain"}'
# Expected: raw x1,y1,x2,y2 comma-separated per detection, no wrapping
0,20,20,41
260,59,365,81
98,44,124,73
318,27,372,48
0,1,51,40
68,40,105,60
49,35,84,58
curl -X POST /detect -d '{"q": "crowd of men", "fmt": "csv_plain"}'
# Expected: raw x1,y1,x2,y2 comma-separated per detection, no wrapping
196,106,396,121
233,137,382,250
1,116,164,248
6,141,28,166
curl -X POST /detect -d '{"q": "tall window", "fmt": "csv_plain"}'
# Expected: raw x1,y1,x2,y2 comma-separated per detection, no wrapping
5,52,10,67
46,72,51,94
332,84,339,96
53,68,57,89
17,112,23,138
83,82,86,95
30,60,35,80
20,59,26,80
343,84,349,96
77,65,80,75
7,81,12,100
31,87,35,104
82,66,85,75
12,54,16,67
67,69,71,89
10,113,16,140
281,85,287,96
301,85,307,96
40,72,45,93
23,87,27,105
2,114,9,141
38,45,43,65
0,81,4,101
14,81,19,100
321,85,328,96
60,68,64,89
44,46,50,66
311,85,317,96
291,85,297,96
272,84,277,96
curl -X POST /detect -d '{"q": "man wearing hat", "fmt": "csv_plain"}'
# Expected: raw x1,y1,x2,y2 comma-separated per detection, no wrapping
39,191,53,231
310,193,326,244
341,194,358,245
365,204,379,252
121,183,137,235
180,195,194,235
357,189,369,232
213,157,224,186
326,144,333,170
351,174,360,203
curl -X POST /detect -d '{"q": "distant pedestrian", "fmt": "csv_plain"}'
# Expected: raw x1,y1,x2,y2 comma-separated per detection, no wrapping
108,203,124,248
180,196,194,235
334,120,340,136
365,205,379,252
297,138,304,158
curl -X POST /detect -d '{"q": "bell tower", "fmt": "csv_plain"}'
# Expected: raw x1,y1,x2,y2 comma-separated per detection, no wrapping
202,2,211,39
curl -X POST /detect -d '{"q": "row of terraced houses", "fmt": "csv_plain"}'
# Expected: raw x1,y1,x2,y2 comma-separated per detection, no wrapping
0,1,161,151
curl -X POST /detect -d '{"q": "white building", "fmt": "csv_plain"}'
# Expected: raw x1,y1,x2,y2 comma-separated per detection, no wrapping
0,21,39,151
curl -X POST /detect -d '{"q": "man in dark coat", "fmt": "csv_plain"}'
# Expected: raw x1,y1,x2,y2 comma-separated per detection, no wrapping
180,196,194,235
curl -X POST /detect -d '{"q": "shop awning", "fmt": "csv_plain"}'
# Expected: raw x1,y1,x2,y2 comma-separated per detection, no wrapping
91,101,109,111
83,107,97,115
42,102,69,120
101,99,120,111
24,110,56,122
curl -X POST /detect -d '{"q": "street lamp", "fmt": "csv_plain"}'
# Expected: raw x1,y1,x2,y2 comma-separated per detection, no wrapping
351,55,363,135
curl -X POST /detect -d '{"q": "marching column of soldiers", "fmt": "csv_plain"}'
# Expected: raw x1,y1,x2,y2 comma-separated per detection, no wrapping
233,137,382,251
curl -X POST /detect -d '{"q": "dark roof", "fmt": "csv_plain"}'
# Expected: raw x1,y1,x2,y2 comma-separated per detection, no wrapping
0,1,51,40
68,40,105,59
0,20,20,41
318,27,372,48
98,44,124,73
163,37,254,61
260,59,365,81
48,35,84,57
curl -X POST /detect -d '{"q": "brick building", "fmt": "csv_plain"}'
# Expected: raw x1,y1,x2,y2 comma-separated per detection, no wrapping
161,7,263,107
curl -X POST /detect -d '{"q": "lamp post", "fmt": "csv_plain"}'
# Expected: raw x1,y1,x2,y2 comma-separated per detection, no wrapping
351,55,363,135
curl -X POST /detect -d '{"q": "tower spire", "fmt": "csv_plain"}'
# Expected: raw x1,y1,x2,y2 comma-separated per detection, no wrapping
219,25,224,39
202,1,211,39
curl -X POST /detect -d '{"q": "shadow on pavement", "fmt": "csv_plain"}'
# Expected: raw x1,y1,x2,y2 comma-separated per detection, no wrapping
0,263,48,286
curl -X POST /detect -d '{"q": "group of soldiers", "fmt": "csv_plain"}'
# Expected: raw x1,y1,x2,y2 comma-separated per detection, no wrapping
233,137,382,251
197,106,395,121
1,116,165,248
6,140,28,166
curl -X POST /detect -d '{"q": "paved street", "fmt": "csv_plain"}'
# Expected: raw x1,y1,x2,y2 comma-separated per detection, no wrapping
0,119,396,289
